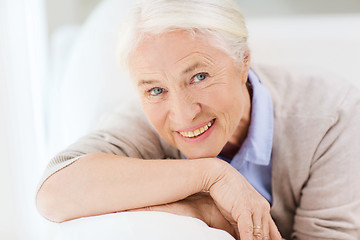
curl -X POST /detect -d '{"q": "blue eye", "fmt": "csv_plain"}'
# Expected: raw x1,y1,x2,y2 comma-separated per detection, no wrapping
193,73,208,82
149,87,164,96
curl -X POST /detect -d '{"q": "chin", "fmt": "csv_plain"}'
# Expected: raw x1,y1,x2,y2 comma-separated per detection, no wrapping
182,148,221,159
176,138,225,160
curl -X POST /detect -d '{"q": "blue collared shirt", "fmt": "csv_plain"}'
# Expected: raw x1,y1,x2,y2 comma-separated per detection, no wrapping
217,69,274,204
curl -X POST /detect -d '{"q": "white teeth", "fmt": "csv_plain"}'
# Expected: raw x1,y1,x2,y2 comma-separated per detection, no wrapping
179,119,214,138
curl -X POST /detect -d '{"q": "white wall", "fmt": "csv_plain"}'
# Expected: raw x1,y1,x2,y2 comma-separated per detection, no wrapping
46,0,102,36
45,0,360,37
246,15,360,89
239,0,360,17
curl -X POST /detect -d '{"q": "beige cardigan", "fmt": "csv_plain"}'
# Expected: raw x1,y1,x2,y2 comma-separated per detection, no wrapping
40,64,360,239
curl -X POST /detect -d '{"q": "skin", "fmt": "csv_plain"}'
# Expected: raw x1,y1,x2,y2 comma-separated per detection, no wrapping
129,30,252,159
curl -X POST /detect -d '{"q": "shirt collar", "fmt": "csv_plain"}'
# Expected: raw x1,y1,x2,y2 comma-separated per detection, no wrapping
231,69,274,166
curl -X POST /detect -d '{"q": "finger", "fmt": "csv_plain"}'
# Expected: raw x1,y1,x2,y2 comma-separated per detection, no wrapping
237,210,253,240
252,211,263,239
269,218,282,240
262,215,270,240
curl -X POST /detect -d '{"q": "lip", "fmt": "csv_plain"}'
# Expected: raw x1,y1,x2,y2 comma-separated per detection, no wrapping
176,118,216,143
176,119,215,132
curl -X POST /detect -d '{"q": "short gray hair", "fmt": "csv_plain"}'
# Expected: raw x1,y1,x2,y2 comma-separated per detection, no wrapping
117,0,249,71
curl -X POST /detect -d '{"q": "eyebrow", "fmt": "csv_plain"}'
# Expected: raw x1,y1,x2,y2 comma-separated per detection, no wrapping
182,62,208,75
137,79,160,87
137,62,208,87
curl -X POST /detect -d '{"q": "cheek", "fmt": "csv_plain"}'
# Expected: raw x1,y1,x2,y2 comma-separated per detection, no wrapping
142,102,172,140
204,84,244,131
143,103,165,127
204,83,243,114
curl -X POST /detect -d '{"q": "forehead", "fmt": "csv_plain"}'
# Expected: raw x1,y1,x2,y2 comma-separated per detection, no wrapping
129,30,233,75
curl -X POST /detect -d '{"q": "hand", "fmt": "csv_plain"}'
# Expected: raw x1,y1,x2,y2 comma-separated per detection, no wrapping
128,192,237,238
208,160,282,240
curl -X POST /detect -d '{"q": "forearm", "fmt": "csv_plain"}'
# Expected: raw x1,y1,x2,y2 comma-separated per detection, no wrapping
36,152,222,222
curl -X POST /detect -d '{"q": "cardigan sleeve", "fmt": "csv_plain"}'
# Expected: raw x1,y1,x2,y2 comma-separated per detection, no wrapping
291,86,360,239
38,100,183,192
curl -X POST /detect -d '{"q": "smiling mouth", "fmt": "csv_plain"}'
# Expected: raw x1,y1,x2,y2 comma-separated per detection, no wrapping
179,119,215,138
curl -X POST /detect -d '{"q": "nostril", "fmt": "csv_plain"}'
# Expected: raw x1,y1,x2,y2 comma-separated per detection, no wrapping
169,101,201,123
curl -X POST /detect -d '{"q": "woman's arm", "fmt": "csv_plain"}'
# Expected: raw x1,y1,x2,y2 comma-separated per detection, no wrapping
37,152,281,240
36,152,221,223
37,102,281,238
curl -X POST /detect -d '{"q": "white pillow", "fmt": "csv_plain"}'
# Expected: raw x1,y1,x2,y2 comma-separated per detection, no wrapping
48,0,136,155
54,212,235,240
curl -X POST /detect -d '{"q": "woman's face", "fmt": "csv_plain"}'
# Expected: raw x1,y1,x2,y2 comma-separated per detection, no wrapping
129,30,251,159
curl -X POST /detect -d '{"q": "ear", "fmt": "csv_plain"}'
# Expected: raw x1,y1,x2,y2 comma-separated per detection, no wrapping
242,49,251,66
237,49,251,83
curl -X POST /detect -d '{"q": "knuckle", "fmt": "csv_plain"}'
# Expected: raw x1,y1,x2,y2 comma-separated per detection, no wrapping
261,199,270,208
253,231,263,238
245,224,254,235
272,229,282,240
260,200,271,213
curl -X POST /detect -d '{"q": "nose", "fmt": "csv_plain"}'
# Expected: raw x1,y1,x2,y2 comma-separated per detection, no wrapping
168,92,201,124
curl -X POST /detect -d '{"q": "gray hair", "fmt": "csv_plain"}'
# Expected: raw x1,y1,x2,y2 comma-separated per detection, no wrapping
117,0,249,71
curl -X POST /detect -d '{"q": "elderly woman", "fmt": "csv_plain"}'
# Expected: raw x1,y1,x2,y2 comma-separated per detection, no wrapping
36,0,360,239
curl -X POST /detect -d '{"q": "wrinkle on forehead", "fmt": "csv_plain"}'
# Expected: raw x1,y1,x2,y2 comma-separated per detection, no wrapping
174,52,216,72
130,30,237,86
